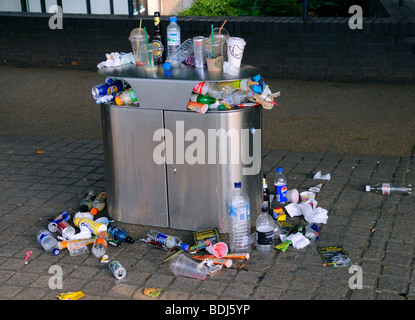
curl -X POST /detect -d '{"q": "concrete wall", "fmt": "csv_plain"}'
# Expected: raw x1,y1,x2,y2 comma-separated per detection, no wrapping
1,12,414,82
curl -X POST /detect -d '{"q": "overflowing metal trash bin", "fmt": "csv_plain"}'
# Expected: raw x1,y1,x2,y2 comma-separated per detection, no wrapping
98,64,263,232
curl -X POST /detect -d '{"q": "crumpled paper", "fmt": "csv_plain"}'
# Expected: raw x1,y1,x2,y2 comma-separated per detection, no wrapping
223,61,239,76
97,52,135,69
286,232,310,249
313,170,331,180
285,200,328,224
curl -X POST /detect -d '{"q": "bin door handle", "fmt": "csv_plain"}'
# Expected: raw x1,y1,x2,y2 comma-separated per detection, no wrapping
170,166,177,174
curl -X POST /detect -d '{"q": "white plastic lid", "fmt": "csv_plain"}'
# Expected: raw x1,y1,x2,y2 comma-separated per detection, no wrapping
365,185,370,192
226,37,246,46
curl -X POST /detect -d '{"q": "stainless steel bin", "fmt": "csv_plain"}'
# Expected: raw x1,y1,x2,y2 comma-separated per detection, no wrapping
98,64,263,233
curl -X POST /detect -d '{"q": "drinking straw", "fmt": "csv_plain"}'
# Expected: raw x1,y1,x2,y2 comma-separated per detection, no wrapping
143,26,152,68
211,24,215,58
219,19,227,36
136,19,142,61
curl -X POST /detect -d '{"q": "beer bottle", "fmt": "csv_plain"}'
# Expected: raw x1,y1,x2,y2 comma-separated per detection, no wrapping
152,11,165,64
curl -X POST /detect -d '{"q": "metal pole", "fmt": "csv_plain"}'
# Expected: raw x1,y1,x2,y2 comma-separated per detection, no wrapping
128,0,134,17
302,0,308,21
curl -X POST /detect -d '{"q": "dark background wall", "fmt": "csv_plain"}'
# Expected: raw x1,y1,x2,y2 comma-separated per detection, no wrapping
1,11,415,82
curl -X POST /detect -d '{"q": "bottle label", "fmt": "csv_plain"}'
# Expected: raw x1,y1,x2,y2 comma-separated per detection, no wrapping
382,183,391,195
256,229,274,245
193,82,206,94
152,39,164,59
167,32,180,45
155,233,169,246
228,204,250,221
276,184,287,202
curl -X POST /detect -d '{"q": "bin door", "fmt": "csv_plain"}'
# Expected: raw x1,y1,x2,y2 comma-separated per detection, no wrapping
101,105,169,227
163,107,262,232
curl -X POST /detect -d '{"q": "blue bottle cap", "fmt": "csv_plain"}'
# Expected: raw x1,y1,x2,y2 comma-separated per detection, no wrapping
234,182,241,188
277,167,283,173
163,62,171,71
52,248,60,256
170,16,177,23
181,243,189,251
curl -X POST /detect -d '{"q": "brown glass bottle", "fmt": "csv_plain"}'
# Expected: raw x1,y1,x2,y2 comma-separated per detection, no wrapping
152,12,165,64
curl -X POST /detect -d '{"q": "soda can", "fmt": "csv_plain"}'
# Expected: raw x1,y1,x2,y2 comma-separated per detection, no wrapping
91,78,125,99
109,260,127,279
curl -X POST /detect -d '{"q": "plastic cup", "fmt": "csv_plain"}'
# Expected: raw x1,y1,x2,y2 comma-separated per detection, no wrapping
206,242,228,258
226,37,246,69
203,39,224,72
129,28,148,66
169,254,209,280
139,43,157,72
300,191,316,202
287,189,299,203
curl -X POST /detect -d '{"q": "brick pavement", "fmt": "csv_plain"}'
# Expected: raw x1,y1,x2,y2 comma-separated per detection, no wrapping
0,133,414,301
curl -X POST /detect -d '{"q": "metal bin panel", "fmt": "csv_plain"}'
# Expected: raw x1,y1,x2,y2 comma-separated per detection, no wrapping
101,104,168,227
164,106,262,232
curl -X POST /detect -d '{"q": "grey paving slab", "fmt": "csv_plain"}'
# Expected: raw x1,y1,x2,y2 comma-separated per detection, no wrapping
0,134,414,302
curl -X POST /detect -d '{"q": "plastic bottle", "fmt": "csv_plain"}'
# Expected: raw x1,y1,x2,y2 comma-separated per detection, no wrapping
222,91,248,106
48,211,70,233
192,82,227,100
256,206,275,254
146,230,189,250
365,183,412,195
228,182,251,253
108,226,135,244
90,192,107,216
92,231,108,258
79,190,95,212
37,230,60,256
190,93,216,105
73,217,107,236
163,38,193,71
57,237,96,250
114,89,138,106
272,167,287,211
166,16,181,58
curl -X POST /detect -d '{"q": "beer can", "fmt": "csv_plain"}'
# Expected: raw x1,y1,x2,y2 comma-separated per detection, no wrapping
109,260,127,279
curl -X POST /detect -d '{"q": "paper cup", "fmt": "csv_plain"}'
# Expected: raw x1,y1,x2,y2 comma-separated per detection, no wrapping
287,189,299,203
169,255,209,280
206,242,228,258
300,191,316,202
226,37,246,68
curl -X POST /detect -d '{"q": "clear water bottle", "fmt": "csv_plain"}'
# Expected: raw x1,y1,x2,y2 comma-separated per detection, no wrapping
166,16,181,58
271,167,287,211
365,183,412,195
92,231,108,258
228,182,251,253
163,38,193,71
90,192,107,216
146,230,189,250
256,206,275,254
79,190,95,212
108,226,135,244
37,230,60,256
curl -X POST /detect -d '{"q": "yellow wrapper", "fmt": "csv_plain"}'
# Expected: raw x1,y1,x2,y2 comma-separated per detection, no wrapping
57,291,85,300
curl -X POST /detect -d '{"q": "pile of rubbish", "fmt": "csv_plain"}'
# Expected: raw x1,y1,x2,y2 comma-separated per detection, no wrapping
91,15,280,112
91,75,280,113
